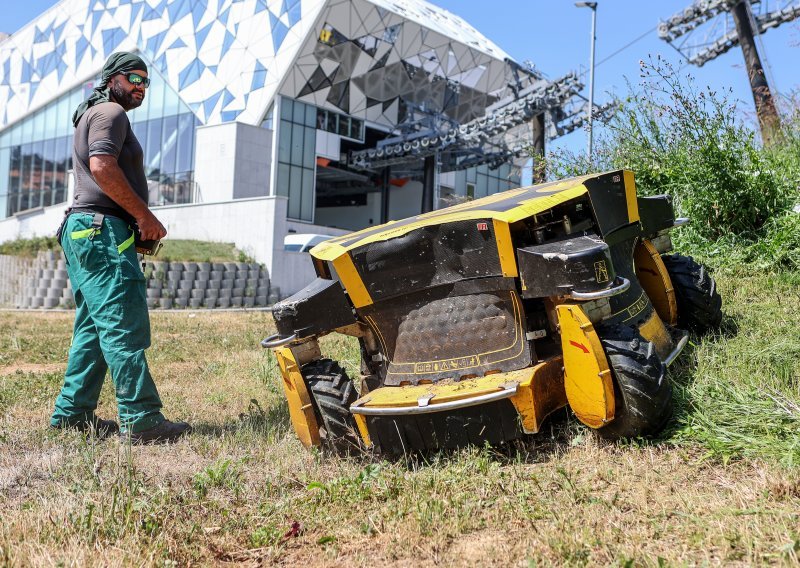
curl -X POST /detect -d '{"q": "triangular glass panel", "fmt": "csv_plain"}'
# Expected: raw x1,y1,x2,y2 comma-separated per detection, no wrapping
194,22,213,51
102,27,127,58
299,65,332,95
129,2,144,28
219,5,231,27
167,0,192,24
34,27,51,44
154,53,168,72
56,57,69,82
222,31,236,57
192,0,207,29
318,23,347,47
178,58,205,90
382,24,401,45
220,110,242,122
24,81,38,104
369,48,391,72
251,61,268,91
327,80,349,112
270,11,290,52
222,89,236,108
203,89,224,118
142,3,163,22
353,34,379,57
169,37,187,50
287,0,302,26
145,29,169,58
53,21,67,43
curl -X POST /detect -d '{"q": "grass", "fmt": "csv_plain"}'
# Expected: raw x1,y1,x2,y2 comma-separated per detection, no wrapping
0,237,250,263
155,239,253,263
0,269,799,566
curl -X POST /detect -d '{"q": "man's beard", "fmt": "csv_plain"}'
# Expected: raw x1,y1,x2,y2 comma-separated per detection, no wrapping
110,81,143,111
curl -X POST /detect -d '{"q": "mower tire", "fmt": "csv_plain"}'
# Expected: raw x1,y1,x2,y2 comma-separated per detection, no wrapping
661,253,722,333
598,325,672,439
302,358,361,455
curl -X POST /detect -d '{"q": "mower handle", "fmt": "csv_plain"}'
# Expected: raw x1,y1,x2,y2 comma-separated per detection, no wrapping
568,276,630,301
261,333,297,349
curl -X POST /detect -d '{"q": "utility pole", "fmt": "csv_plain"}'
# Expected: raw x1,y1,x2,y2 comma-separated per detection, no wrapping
730,0,781,144
530,113,546,183
659,0,795,145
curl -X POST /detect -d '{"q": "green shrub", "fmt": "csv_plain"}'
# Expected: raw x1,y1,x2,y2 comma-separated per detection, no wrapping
544,57,800,269
608,58,790,237
0,236,59,257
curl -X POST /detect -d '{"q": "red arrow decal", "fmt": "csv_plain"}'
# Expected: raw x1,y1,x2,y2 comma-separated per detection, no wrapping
570,340,590,354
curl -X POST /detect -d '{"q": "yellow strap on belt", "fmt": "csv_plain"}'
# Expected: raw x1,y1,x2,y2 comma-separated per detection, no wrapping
117,232,135,254
70,228,98,239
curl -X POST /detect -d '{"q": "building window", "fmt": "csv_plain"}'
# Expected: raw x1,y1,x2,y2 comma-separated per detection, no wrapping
473,163,516,199
0,55,199,218
276,97,316,221
315,108,363,141
455,163,517,203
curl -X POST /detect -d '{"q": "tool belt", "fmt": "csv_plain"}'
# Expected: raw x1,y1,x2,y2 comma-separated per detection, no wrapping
56,207,162,256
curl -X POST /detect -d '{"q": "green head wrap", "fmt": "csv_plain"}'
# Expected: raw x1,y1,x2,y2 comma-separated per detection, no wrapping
71,52,148,127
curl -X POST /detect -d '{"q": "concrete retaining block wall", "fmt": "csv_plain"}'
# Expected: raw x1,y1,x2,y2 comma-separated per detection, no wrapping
0,252,278,309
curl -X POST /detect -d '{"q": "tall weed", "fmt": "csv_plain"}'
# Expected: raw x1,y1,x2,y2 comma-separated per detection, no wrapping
545,57,800,269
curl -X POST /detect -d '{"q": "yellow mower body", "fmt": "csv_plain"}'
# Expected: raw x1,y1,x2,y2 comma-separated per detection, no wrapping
265,170,715,453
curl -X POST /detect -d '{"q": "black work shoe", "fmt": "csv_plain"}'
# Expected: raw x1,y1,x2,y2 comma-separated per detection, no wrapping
51,416,120,439
121,419,192,445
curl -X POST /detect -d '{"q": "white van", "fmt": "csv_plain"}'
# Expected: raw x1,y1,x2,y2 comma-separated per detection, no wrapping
283,233,331,253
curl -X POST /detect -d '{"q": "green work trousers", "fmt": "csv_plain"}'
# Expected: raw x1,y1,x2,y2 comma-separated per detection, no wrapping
51,213,164,433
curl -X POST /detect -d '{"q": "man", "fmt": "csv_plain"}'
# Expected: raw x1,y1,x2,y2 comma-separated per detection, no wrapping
51,52,191,444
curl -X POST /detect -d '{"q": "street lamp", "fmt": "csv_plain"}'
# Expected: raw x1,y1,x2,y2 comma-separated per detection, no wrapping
575,1,597,160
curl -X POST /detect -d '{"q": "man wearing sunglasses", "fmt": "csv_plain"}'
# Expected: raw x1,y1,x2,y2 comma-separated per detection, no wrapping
51,52,191,444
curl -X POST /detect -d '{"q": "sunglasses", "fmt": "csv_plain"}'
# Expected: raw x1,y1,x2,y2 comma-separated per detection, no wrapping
124,72,150,88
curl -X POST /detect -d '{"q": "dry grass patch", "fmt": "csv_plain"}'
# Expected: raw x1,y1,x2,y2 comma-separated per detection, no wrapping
0,269,798,566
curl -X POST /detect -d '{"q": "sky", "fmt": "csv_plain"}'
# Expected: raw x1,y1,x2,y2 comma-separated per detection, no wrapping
3,0,799,157
433,0,800,155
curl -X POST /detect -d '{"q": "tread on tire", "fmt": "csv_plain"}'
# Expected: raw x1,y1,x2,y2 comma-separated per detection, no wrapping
302,358,360,455
661,253,722,334
598,325,672,439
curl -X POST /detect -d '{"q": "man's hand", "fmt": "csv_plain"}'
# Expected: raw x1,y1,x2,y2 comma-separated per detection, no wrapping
136,210,167,241
89,155,166,240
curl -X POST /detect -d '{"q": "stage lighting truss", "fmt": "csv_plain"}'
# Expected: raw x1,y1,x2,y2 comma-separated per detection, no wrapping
349,72,617,172
658,0,800,67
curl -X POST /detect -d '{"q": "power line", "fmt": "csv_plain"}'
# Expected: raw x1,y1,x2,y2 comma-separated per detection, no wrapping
596,26,658,68
576,25,657,80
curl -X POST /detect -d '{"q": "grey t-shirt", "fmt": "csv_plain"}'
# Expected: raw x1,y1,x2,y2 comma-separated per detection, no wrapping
72,102,148,223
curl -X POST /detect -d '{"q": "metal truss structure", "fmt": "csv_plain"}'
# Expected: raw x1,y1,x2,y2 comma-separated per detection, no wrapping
349,70,614,172
659,0,800,66
551,100,619,139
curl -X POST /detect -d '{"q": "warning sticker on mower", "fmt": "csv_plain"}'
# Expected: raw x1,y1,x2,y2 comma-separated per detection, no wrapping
414,356,480,374
594,260,609,283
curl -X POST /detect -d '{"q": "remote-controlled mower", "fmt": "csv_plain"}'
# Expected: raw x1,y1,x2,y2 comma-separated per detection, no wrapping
263,170,722,454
